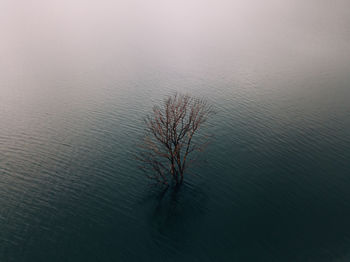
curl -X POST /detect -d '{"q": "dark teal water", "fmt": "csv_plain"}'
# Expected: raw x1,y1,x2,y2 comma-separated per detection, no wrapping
1,1,350,261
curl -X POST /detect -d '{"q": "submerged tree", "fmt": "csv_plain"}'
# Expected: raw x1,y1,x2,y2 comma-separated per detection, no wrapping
137,93,213,186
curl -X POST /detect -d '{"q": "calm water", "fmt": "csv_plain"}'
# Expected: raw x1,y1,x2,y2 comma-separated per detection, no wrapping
1,1,350,261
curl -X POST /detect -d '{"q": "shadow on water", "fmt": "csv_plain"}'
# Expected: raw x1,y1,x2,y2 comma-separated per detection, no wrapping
137,181,209,238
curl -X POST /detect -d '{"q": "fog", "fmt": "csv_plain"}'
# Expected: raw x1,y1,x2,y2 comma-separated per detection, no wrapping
1,0,350,84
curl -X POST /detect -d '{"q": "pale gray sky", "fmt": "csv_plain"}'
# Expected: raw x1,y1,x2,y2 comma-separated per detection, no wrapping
1,0,350,83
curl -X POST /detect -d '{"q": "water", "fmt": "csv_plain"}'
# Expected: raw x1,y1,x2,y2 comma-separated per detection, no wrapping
1,1,350,261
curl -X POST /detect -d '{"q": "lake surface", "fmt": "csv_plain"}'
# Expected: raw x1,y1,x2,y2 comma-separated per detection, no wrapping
1,1,350,261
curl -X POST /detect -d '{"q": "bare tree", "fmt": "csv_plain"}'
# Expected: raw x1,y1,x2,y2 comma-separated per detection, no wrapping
136,93,213,186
